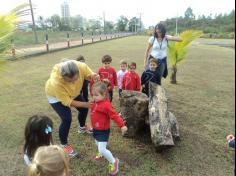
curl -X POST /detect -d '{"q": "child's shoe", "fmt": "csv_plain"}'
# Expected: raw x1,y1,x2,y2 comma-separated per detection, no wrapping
94,152,103,160
108,158,119,175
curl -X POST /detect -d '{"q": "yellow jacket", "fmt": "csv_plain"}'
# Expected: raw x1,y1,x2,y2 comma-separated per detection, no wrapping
45,61,93,107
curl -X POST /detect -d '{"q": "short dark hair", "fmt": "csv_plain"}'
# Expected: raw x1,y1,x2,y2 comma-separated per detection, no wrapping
75,55,85,62
128,62,136,69
24,115,53,159
154,23,166,38
149,58,158,66
102,55,112,63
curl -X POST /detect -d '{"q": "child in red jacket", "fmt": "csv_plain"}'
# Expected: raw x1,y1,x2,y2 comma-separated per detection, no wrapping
97,54,118,102
122,62,141,91
90,82,128,176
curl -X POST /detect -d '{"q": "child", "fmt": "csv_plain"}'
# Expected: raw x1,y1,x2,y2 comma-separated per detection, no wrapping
75,55,89,102
28,145,69,176
122,62,141,91
98,54,118,102
90,82,128,175
117,60,128,97
23,115,53,166
227,134,235,175
141,58,161,96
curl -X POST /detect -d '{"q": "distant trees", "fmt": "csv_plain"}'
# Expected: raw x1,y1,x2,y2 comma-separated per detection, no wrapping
35,14,143,33
160,8,235,38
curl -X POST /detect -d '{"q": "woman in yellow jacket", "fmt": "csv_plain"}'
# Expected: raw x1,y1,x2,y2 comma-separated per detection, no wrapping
45,60,99,158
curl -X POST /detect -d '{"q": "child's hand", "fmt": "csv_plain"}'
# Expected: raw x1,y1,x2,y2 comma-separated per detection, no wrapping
227,134,235,142
121,126,128,136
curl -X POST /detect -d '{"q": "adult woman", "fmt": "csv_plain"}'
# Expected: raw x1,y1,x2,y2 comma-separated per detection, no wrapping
144,23,182,82
45,60,99,157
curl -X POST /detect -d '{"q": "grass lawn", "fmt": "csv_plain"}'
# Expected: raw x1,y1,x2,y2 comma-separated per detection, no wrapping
0,36,234,176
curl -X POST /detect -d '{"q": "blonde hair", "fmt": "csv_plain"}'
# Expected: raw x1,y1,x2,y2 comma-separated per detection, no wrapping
92,82,108,97
28,145,69,176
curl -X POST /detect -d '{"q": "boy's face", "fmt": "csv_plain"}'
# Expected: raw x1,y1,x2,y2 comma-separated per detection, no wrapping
129,65,136,73
103,62,111,69
149,62,158,71
120,64,127,71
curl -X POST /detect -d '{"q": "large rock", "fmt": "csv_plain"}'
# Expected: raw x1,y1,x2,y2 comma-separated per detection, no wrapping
149,82,180,149
120,90,149,137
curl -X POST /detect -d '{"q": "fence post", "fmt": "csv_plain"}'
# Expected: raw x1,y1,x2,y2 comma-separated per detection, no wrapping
110,32,112,39
100,32,102,41
81,32,84,45
67,32,70,48
92,32,94,43
106,33,107,40
11,39,16,57
46,34,49,52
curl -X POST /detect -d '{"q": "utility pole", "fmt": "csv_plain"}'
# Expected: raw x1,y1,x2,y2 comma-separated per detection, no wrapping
29,0,38,43
175,13,178,35
103,11,106,33
138,12,142,32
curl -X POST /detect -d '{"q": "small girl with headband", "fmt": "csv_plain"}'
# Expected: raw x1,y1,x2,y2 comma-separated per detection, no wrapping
23,115,53,166
28,145,69,176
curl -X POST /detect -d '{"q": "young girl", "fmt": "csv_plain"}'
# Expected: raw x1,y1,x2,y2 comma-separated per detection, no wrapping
23,115,53,165
141,58,161,96
90,82,128,176
28,145,69,176
122,62,141,91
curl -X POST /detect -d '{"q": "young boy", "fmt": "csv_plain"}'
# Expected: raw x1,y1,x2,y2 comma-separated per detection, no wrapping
141,58,161,96
97,55,117,102
117,60,128,97
75,55,89,102
122,62,141,91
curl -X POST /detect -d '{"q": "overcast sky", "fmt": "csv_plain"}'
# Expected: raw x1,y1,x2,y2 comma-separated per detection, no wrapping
0,0,235,27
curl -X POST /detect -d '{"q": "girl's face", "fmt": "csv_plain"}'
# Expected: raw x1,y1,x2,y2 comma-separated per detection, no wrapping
149,62,158,71
92,89,106,102
120,64,127,71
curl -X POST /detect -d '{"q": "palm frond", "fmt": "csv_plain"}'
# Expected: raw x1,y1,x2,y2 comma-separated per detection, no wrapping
168,30,203,66
0,3,29,58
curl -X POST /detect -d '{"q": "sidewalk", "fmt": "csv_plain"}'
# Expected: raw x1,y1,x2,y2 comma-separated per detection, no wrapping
9,33,135,59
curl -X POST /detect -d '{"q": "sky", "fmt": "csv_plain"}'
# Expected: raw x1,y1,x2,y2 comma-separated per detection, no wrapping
0,0,235,27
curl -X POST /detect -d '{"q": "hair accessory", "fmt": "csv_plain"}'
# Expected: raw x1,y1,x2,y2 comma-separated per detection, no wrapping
45,125,52,134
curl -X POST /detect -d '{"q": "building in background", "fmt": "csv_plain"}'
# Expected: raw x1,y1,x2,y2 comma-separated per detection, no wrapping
61,1,70,25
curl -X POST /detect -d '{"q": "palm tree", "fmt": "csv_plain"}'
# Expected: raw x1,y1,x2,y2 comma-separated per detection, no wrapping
168,30,203,84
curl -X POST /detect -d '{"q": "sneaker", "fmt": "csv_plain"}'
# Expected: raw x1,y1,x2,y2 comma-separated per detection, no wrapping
78,124,93,134
94,152,103,160
108,158,119,175
61,144,78,158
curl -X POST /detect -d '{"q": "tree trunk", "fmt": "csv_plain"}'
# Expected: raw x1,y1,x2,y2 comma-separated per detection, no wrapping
120,90,149,137
149,82,180,150
170,66,177,84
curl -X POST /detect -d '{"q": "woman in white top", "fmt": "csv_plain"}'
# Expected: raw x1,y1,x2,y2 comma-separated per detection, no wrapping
144,23,182,82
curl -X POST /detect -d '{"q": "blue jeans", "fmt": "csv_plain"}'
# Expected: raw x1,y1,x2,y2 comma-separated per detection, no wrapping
50,94,88,145
157,58,166,78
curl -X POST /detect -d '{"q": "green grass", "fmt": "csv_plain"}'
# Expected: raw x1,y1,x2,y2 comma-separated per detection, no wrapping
0,36,235,176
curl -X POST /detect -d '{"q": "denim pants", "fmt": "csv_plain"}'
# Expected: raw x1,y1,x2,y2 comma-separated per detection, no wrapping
50,94,88,145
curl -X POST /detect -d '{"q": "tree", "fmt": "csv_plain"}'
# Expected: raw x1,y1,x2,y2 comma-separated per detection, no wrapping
168,30,203,84
104,21,114,32
48,15,61,31
116,16,128,31
70,15,85,31
184,7,195,19
37,16,46,30
128,17,139,32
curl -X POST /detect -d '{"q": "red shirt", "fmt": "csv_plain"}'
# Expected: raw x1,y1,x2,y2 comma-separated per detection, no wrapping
90,99,125,130
98,67,117,92
122,71,141,91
